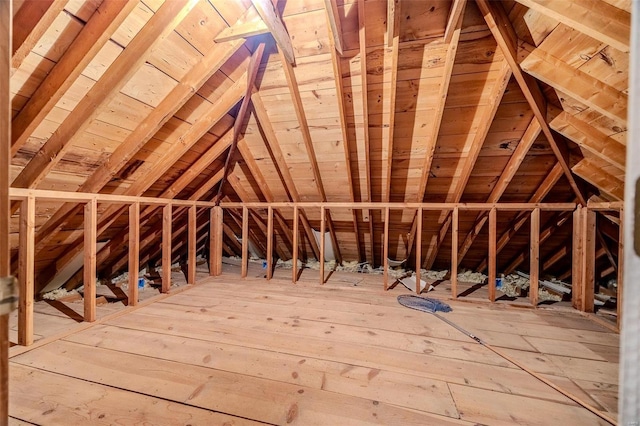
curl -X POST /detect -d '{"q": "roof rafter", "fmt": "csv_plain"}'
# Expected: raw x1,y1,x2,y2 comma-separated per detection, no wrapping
550,111,626,170
278,40,342,264
405,11,463,257
30,38,245,250
572,158,624,201
503,210,572,275
324,0,344,55
514,0,630,53
384,0,400,203
476,162,564,272
250,0,295,65
423,59,513,269
215,42,266,202
476,0,587,206
11,0,137,156
11,0,198,190
358,0,374,266
12,0,68,71
36,72,247,292
214,6,268,42
519,41,627,124
251,94,321,260
456,118,542,265
444,0,467,44
323,0,362,261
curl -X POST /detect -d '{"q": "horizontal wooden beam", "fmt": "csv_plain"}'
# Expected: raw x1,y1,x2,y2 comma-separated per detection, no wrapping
550,111,626,170
519,42,627,124
514,0,630,53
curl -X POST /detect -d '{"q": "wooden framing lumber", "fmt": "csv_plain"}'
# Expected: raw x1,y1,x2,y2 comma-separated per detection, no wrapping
519,42,627,124
477,0,587,206
451,207,459,298
530,208,540,306
617,208,623,331
488,208,497,302
18,196,35,346
210,207,224,277
572,158,624,201
572,205,596,312
242,206,249,278
415,207,422,294
11,0,197,190
251,0,295,65
214,6,268,43
162,204,172,293
11,0,137,156
383,207,390,290
320,206,326,284
385,0,400,203
278,39,342,264
423,59,513,269
386,0,400,47
358,0,374,266
476,158,564,273
251,95,320,260
406,12,463,257
292,206,298,283
457,118,542,264
31,39,244,249
444,0,467,44
216,43,265,201
36,74,246,292
323,3,362,261
0,1,9,413
11,0,68,71
83,199,97,322
324,0,344,55
550,111,625,170
128,202,140,307
266,206,274,280
503,210,572,275
188,206,197,285
514,0,630,53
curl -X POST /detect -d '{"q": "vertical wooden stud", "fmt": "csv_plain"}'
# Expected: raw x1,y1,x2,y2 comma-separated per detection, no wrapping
18,196,35,346
320,206,326,284
415,207,422,294
242,206,249,278
583,208,596,312
292,205,299,283
162,204,172,293
488,207,497,302
383,207,390,290
451,206,458,298
572,206,584,309
210,206,223,276
128,202,140,306
188,205,197,284
0,1,13,416
530,207,540,306
266,206,274,280
0,1,10,416
84,199,97,322
617,208,624,331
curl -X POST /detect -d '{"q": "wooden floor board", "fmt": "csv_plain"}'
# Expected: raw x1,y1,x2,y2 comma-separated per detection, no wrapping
10,363,258,425
8,263,618,424
62,325,461,418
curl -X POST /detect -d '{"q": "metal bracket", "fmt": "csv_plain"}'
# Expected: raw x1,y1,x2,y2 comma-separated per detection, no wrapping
0,276,19,315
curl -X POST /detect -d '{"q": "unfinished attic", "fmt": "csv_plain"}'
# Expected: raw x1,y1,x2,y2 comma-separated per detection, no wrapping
0,0,638,424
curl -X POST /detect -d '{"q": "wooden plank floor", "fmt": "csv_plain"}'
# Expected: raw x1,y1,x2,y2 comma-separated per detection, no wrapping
8,261,618,425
